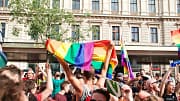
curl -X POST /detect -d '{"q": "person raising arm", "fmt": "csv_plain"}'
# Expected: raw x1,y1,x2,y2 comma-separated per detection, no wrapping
57,41,114,101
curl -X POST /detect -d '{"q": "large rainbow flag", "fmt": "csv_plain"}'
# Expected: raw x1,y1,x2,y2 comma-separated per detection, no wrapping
171,29,180,57
120,41,134,79
46,39,118,78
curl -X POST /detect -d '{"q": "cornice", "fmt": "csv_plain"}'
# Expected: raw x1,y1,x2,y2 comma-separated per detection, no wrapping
87,19,104,23
74,15,180,22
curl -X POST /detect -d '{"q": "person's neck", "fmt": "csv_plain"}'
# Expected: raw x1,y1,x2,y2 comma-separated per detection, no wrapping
166,91,173,95
148,89,156,95
84,79,92,85
59,90,65,95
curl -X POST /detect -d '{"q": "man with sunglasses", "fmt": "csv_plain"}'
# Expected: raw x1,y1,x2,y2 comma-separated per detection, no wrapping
145,78,160,95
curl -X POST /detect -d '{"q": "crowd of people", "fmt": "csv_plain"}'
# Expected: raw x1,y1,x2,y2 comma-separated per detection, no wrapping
1,42,180,101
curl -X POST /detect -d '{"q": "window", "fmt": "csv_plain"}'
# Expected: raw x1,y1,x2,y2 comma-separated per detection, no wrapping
131,27,139,42
150,27,158,43
0,23,5,42
92,25,100,40
92,0,99,11
72,0,80,10
111,0,119,12
71,25,80,41
178,0,180,14
130,0,137,13
50,24,59,39
0,23,6,38
149,0,156,13
0,0,8,7
112,26,120,40
52,0,60,8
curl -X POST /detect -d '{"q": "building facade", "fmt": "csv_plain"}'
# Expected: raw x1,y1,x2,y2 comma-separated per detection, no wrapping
1,0,180,74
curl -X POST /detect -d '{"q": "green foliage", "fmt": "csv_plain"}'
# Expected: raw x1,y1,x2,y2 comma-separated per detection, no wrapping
9,0,75,42
12,27,20,36
8,0,95,43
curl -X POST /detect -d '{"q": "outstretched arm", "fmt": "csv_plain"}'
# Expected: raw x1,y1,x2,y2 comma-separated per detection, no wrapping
96,41,114,88
175,73,180,94
40,63,53,101
57,58,83,96
159,68,173,97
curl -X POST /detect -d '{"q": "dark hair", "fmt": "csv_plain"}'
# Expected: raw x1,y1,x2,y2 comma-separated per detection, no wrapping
0,64,21,81
0,75,23,101
136,73,141,77
155,73,160,77
139,69,145,72
24,73,28,77
23,79,36,93
61,81,69,90
60,73,65,79
83,70,94,80
92,88,110,101
23,80,37,101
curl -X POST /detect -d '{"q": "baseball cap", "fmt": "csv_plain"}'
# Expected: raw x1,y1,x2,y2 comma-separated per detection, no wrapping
142,75,151,80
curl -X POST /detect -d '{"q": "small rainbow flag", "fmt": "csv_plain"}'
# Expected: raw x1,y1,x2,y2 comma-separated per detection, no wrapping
46,39,118,79
171,29,180,57
120,41,134,79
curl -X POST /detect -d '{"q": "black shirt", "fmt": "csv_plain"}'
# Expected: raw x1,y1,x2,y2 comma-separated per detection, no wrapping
163,93,177,101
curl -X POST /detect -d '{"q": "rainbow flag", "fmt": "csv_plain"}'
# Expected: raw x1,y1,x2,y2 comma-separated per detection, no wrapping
46,39,118,79
120,41,134,79
171,29,180,57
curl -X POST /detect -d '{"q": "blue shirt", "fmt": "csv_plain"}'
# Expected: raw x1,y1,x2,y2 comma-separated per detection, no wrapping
52,78,65,97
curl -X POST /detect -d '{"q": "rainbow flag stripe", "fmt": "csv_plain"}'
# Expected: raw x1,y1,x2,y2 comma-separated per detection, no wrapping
121,42,134,79
46,39,118,79
171,29,180,47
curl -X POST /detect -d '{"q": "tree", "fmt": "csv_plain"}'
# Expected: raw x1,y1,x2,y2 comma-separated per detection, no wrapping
9,0,97,43
8,0,75,42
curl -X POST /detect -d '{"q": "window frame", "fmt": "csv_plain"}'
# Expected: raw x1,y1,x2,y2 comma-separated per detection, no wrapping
177,0,180,14
112,26,120,40
1,22,5,38
0,0,9,7
50,24,60,39
148,0,156,13
92,25,100,40
131,27,139,42
150,27,158,43
111,0,119,12
72,0,80,10
71,25,80,40
92,0,100,11
130,0,137,13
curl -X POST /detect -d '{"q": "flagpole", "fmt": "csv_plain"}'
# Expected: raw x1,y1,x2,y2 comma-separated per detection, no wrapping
120,33,134,79
150,56,153,78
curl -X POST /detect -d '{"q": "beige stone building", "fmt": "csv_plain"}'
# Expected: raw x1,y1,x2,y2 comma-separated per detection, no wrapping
0,0,180,74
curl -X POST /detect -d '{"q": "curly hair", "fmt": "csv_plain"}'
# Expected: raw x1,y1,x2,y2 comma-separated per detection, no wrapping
0,75,24,101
